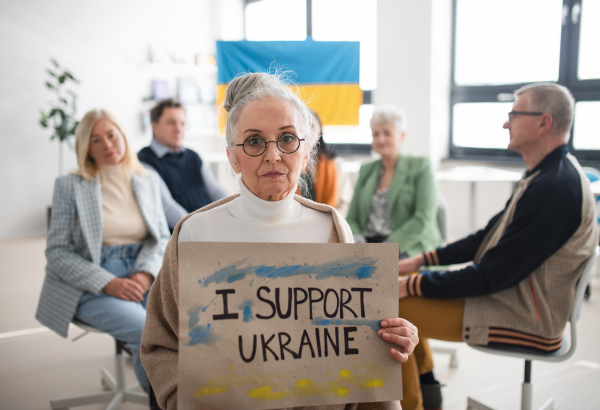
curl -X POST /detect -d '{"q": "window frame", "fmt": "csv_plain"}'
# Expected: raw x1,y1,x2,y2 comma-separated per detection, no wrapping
243,0,373,155
449,0,600,165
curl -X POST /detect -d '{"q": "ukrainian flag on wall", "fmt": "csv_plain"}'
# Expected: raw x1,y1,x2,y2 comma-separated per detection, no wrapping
216,39,361,130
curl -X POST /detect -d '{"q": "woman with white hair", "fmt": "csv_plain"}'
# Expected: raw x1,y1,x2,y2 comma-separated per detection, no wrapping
346,106,441,258
141,72,420,410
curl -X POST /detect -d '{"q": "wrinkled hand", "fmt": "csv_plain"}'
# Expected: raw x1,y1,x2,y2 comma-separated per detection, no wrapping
103,277,146,302
130,272,153,294
398,254,423,275
377,318,419,363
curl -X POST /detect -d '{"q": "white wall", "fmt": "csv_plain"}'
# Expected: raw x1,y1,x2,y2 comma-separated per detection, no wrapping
0,0,223,238
0,0,519,239
374,0,520,240
375,0,436,162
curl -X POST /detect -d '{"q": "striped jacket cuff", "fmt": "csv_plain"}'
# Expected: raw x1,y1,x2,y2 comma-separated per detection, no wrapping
406,274,423,297
422,250,439,266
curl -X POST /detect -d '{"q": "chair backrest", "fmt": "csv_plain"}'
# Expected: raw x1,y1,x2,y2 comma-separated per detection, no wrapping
567,245,600,358
436,195,450,244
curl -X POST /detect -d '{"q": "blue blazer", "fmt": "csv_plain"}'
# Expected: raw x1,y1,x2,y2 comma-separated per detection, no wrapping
36,171,170,337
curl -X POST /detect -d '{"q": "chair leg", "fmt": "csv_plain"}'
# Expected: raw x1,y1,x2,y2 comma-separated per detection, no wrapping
50,339,148,409
432,346,459,368
466,396,496,410
521,360,533,410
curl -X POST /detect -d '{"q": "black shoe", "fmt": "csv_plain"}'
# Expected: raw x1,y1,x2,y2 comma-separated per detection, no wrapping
421,382,444,410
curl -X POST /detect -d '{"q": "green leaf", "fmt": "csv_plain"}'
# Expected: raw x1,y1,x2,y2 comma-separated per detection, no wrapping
51,58,59,68
39,119,48,128
46,69,57,77
60,98,68,105
70,121,79,134
64,72,79,83
48,108,61,118
45,81,57,90
58,75,66,84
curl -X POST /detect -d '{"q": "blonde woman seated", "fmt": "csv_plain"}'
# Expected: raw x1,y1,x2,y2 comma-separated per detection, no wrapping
346,106,442,258
36,109,170,395
141,72,420,410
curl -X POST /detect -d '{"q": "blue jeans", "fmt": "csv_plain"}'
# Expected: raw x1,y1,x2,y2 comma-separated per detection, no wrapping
75,244,150,393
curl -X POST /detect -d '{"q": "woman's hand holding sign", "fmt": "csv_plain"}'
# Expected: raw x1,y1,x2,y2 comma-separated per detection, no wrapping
378,318,419,363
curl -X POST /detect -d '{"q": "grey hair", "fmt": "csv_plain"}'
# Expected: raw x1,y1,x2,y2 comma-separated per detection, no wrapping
370,105,408,132
222,71,317,195
514,82,574,140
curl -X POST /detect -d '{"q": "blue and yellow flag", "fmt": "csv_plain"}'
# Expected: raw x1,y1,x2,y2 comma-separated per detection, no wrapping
216,39,361,130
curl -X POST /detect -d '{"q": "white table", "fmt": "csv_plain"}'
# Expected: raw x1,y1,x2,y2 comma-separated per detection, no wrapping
591,180,600,198
436,166,524,231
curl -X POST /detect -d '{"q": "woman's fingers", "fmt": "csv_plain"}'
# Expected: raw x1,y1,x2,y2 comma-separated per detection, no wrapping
378,317,419,362
103,278,145,302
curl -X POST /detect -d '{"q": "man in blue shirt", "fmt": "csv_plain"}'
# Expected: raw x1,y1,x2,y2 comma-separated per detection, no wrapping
138,99,227,229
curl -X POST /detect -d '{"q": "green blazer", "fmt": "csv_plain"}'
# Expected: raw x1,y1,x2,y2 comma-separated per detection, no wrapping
346,155,442,256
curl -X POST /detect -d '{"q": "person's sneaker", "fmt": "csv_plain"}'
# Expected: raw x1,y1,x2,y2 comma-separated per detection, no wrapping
421,382,444,410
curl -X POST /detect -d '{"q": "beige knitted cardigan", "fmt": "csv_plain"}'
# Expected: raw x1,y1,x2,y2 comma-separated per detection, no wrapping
141,194,402,410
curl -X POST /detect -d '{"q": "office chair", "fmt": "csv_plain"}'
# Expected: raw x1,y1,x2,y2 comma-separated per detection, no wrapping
466,245,600,410
50,318,148,410
429,195,459,368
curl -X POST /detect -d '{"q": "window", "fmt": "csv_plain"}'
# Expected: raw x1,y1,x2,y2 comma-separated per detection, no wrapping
450,0,600,163
244,0,376,151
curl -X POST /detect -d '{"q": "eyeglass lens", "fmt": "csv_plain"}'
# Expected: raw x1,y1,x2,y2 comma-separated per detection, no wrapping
243,135,300,156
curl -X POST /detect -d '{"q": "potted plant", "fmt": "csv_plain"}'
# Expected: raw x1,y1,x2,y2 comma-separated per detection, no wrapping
39,58,80,176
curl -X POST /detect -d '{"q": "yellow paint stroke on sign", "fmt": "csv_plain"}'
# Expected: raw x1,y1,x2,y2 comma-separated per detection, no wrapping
295,379,314,388
334,387,350,396
338,369,352,378
247,386,287,400
195,387,227,397
364,379,385,388
194,363,389,402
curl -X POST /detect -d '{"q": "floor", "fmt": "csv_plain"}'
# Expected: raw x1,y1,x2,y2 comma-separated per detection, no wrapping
1,234,599,410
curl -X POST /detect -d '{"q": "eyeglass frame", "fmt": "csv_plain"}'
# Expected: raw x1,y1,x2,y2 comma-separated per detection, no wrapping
235,134,306,157
507,111,545,122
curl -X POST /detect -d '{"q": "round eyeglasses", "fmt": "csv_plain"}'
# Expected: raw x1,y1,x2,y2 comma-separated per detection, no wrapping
235,134,305,157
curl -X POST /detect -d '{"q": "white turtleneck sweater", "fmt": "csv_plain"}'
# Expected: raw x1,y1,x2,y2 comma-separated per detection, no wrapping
179,180,332,243
99,165,148,246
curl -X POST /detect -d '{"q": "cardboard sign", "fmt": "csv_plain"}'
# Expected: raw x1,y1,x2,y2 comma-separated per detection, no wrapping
178,242,401,409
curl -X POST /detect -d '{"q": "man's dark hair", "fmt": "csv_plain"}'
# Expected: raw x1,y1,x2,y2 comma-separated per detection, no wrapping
150,98,184,123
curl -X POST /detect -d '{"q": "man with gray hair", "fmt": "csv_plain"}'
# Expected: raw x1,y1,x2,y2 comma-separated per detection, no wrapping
395,82,598,410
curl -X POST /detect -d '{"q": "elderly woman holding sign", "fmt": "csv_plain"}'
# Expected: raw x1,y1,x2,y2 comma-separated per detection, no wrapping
141,72,419,410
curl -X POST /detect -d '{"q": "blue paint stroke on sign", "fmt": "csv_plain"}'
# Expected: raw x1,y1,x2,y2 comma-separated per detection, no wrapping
312,317,381,332
199,256,377,287
187,304,203,328
188,324,215,346
240,300,254,322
